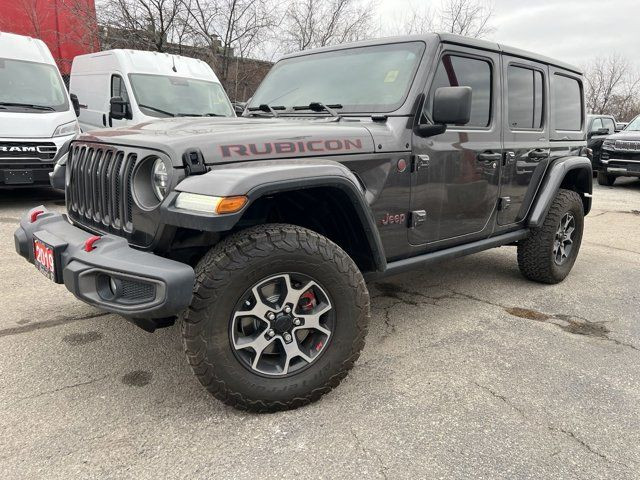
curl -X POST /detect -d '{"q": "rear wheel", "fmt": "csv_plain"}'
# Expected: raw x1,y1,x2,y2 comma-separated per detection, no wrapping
182,224,370,412
597,171,616,186
517,189,584,284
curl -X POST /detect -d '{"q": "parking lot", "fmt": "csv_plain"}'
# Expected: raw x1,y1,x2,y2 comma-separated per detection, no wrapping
0,179,638,479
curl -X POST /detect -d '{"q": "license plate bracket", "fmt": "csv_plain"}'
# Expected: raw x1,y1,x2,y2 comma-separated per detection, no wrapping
33,231,65,283
5,169,34,185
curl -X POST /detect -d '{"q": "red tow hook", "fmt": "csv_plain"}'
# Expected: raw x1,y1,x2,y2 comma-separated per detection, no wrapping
84,235,102,252
29,210,44,223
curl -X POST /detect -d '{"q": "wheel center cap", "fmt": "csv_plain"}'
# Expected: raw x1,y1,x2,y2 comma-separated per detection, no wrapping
273,313,294,333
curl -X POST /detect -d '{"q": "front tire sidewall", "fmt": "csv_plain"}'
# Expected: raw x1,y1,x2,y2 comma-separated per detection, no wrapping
185,227,368,408
549,201,584,281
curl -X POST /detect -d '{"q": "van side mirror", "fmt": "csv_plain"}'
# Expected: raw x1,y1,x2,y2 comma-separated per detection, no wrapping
432,86,472,125
70,93,80,117
109,96,131,120
589,127,609,137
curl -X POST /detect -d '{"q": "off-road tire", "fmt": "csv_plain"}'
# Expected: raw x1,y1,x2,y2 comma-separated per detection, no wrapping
597,171,616,186
517,189,584,284
182,223,370,412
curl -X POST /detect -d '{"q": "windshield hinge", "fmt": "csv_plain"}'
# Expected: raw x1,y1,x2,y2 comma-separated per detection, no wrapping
182,148,207,175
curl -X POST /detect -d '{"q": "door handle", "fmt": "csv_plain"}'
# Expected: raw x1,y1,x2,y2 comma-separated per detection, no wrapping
477,152,502,162
528,149,550,159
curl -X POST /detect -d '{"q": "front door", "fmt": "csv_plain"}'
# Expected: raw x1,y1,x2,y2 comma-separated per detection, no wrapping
498,57,550,225
410,47,502,246
109,74,132,128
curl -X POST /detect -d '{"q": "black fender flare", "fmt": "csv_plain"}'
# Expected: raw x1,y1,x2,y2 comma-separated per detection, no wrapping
160,159,387,272
528,156,592,228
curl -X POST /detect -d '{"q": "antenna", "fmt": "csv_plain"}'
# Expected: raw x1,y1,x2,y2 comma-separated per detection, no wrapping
172,55,177,72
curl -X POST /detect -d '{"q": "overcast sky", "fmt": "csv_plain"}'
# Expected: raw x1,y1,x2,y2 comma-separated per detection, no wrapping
377,0,640,69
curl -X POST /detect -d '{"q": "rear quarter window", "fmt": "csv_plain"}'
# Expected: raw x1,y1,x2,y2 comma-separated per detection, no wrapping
552,73,582,133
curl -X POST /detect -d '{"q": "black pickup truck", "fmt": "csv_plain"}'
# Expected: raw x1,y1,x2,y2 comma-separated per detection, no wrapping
15,34,592,412
595,114,640,185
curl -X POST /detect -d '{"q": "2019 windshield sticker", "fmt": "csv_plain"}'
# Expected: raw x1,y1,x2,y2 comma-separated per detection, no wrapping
220,138,363,157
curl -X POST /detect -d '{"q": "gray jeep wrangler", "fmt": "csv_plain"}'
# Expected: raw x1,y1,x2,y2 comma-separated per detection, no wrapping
15,34,592,411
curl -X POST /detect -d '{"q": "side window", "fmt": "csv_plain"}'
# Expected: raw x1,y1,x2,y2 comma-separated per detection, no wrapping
602,117,616,134
590,118,603,132
507,65,544,130
552,74,582,131
426,54,492,127
111,75,129,103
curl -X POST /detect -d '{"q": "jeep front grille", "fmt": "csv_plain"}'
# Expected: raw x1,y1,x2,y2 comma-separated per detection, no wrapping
67,144,137,236
614,140,640,152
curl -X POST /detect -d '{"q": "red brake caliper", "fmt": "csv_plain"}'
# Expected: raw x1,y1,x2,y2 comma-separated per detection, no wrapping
299,290,324,352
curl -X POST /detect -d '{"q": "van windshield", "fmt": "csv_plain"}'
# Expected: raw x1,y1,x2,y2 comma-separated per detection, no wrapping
128,74,234,117
248,41,426,114
0,58,69,112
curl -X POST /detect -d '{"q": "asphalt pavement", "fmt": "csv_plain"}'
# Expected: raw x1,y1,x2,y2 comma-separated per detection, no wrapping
0,179,639,479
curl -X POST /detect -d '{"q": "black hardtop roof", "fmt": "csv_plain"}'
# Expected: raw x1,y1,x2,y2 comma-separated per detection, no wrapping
278,32,582,76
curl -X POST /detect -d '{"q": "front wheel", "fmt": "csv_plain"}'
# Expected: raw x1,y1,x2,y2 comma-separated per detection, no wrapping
182,224,370,412
597,171,616,186
517,189,584,284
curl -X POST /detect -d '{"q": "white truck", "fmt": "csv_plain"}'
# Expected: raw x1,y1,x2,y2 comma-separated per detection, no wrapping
69,49,234,132
0,31,79,187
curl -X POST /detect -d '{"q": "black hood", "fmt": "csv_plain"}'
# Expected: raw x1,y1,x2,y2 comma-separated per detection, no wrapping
605,130,640,141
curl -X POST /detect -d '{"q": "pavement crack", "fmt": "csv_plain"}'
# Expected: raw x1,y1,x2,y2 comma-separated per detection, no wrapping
474,382,627,468
0,312,110,338
350,427,388,480
17,375,109,401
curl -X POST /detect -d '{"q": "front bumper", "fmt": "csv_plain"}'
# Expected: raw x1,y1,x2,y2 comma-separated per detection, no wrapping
14,207,195,319
0,134,75,187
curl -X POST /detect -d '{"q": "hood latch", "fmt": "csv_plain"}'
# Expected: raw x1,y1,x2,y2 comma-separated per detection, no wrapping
182,148,207,175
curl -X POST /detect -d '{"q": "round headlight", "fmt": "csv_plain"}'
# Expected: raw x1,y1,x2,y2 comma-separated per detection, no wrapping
151,158,168,200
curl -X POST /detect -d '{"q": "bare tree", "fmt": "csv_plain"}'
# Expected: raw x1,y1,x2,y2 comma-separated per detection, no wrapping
439,0,494,37
100,0,186,52
279,0,376,53
584,54,640,121
384,0,493,38
185,0,279,98
0,0,53,38
58,0,101,53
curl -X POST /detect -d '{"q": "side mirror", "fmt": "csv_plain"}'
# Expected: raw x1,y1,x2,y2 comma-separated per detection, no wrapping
70,93,80,117
109,96,130,120
433,86,472,125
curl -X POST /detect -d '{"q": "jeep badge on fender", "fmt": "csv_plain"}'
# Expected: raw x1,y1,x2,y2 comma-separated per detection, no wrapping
15,33,591,412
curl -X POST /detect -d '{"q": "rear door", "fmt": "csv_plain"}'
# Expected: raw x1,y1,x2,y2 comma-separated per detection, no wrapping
410,46,502,245
498,57,550,225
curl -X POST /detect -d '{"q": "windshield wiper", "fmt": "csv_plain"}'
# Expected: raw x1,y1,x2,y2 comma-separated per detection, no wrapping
247,104,286,117
138,104,175,117
0,102,55,111
292,102,342,118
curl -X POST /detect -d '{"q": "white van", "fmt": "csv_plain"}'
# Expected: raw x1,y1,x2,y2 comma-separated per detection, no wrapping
0,31,79,187
70,49,234,132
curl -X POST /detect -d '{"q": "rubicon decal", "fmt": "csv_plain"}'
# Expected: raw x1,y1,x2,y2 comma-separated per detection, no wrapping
220,139,364,158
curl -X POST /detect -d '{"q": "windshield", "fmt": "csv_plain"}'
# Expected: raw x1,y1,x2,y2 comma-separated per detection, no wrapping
0,58,69,112
248,42,426,114
128,74,234,117
625,115,640,131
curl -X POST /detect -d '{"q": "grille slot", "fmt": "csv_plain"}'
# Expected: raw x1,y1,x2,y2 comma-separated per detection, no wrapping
67,144,138,237
0,142,57,161
121,279,155,302
614,140,640,152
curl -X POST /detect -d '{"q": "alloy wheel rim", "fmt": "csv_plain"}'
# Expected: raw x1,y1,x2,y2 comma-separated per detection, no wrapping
553,212,576,265
229,273,334,377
